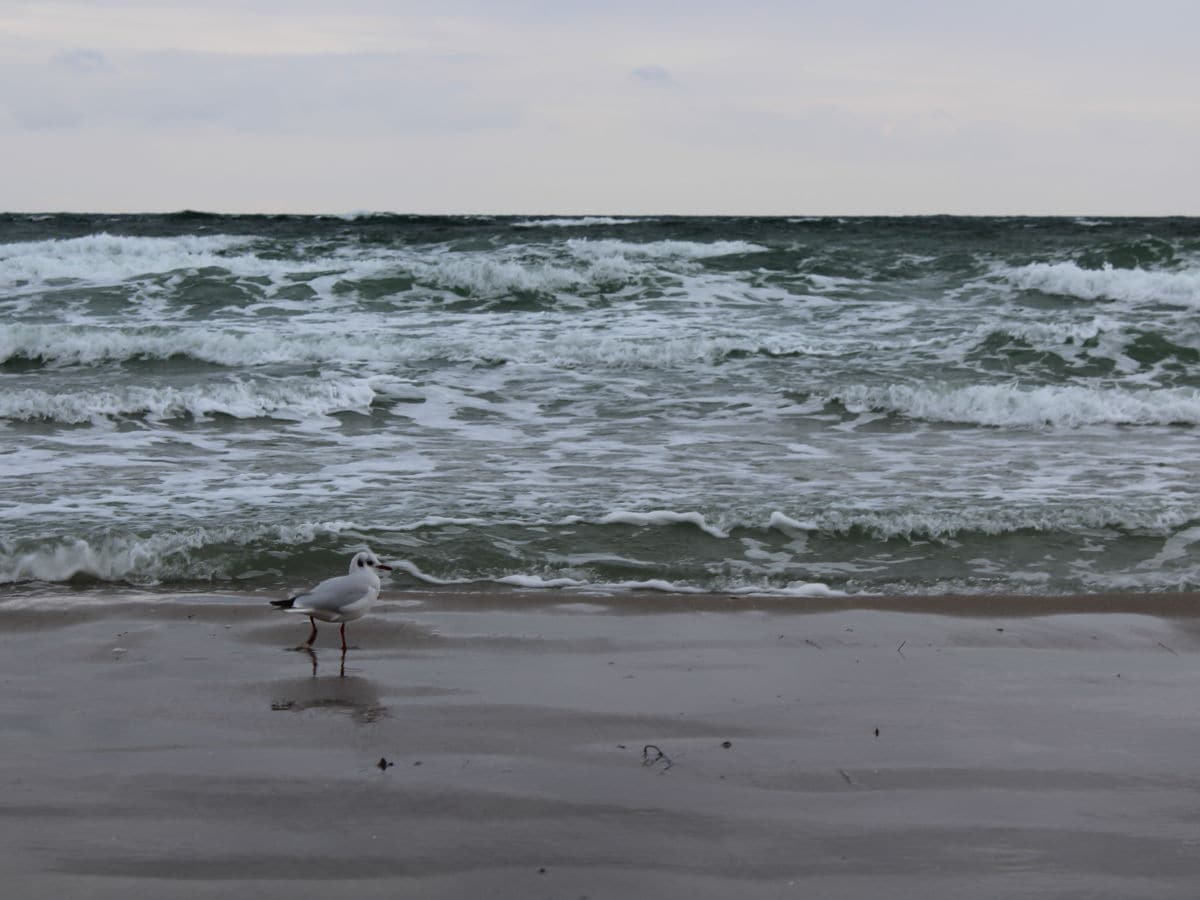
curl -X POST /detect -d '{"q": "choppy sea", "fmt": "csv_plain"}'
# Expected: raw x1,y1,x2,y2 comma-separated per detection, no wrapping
2,212,1199,602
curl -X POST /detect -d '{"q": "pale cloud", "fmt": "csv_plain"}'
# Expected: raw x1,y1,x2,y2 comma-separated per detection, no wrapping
1,0,1198,213
1,49,519,134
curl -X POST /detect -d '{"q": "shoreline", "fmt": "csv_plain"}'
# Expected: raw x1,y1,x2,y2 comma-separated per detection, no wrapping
4,583,1200,618
4,589,1200,898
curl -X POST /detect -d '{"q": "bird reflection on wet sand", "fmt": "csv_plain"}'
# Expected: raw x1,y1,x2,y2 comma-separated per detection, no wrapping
269,648,386,723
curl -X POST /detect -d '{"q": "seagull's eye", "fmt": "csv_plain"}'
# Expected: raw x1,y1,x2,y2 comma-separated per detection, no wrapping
357,558,365,568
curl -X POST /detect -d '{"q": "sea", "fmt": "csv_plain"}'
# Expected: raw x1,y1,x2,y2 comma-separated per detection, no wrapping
2,213,1199,602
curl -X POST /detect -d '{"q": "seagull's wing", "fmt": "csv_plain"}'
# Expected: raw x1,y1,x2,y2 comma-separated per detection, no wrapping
289,574,371,616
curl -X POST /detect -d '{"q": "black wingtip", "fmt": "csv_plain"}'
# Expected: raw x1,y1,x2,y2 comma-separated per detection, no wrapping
270,598,295,610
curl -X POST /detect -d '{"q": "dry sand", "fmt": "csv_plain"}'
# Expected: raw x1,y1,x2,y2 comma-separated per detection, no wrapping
4,588,1200,899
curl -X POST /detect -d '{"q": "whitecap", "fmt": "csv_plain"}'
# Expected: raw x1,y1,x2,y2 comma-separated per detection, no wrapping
565,237,767,261
1003,261,1200,306
0,232,253,287
513,217,641,228
0,377,379,424
827,382,1200,428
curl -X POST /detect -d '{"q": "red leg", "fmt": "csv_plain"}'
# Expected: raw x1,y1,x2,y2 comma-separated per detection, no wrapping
305,616,318,646
340,622,347,651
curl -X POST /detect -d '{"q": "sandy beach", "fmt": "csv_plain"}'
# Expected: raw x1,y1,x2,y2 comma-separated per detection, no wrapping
4,589,1200,899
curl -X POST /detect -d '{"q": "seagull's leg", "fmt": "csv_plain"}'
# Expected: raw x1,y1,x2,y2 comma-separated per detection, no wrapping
340,622,348,652
306,616,318,646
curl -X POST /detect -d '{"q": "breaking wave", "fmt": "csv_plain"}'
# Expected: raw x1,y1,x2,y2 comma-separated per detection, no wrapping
1003,261,1200,306
828,382,1200,428
3,505,1195,591
0,377,381,423
0,233,254,287
513,217,641,228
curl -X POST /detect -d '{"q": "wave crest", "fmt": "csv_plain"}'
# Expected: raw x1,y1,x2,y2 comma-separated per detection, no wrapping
828,382,1200,428
0,232,252,287
1004,261,1200,305
0,377,380,423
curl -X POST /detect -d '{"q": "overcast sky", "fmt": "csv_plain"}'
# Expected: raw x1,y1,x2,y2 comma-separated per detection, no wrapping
2,0,1198,215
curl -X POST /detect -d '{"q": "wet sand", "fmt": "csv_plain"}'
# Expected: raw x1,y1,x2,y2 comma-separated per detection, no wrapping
4,589,1200,899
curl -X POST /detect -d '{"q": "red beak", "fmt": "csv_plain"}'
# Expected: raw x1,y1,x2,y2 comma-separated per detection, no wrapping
375,563,393,571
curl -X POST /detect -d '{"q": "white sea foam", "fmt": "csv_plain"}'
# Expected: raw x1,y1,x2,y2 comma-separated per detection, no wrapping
0,324,386,367
0,377,379,423
829,383,1200,428
565,238,766,260
0,232,420,298
583,510,729,539
409,255,590,295
1003,261,1200,305
976,315,1121,348
496,574,588,589
767,511,818,534
0,321,840,371
513,217,640,228
0,233,253,287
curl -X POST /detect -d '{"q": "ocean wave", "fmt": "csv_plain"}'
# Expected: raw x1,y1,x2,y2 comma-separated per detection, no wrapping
0,322,829,371
781,506,1197,542
0,521,371,585
408,255,596,296
406,239,764,296
827,382,1200,428
1003,261,1200,305
0,232,254,287
552,506,1197,544
971,316,1120,348
565,238,767,260
0,530,846,598
513,217,641,228
582,510,729,539
383,506,1198,546
0,377,380,423
4,504,1195,593
0,231,421,295
0,324,380,368
0,230,766,300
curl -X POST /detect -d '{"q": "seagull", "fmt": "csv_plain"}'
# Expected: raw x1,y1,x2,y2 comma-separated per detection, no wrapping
271,551,393,651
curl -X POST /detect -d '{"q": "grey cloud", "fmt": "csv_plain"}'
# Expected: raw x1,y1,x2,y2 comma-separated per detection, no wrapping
632,65,673,86
52,49,115,74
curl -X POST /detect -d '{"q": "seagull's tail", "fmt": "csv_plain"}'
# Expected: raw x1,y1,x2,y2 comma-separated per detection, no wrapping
270,598,296,610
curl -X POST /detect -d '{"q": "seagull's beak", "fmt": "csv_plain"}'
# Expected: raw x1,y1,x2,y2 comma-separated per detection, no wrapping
375,563,393,571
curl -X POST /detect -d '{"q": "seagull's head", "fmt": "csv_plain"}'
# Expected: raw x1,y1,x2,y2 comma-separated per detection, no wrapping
350,550,393,575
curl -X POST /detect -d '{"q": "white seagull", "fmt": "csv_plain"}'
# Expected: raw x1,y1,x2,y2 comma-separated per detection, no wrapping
271,551,393,650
